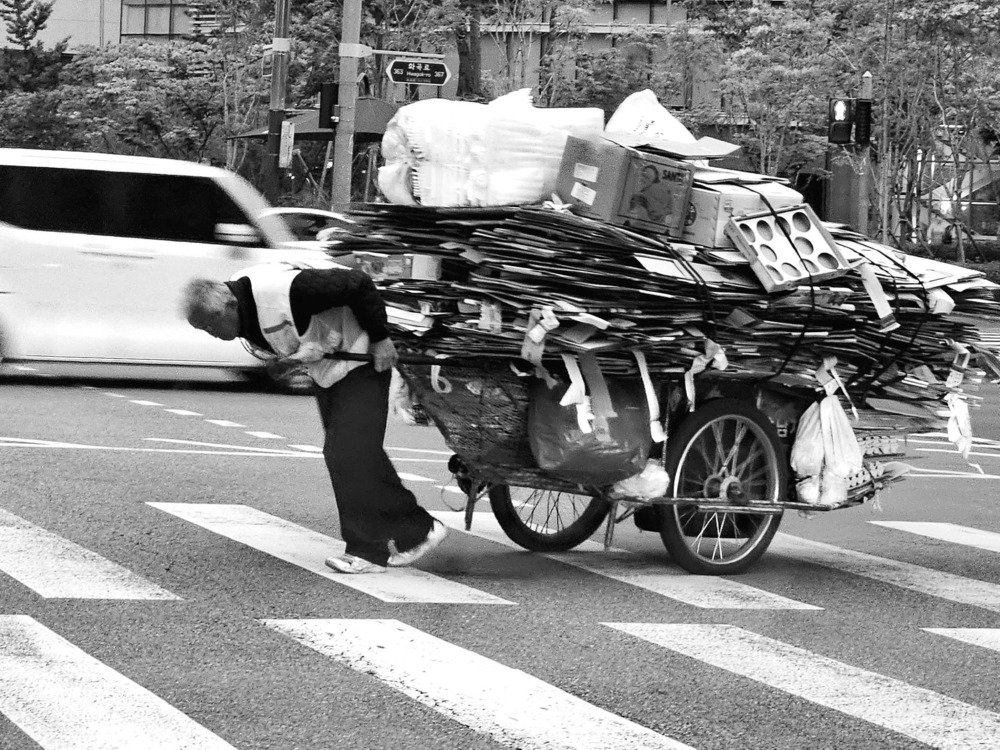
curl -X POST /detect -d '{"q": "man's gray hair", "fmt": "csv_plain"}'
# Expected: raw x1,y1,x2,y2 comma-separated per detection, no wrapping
179,277,230,322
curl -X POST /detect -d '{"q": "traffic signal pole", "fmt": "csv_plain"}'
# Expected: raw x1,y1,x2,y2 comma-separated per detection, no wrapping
331,0,364,209
261,0,291,202
857,71,873,236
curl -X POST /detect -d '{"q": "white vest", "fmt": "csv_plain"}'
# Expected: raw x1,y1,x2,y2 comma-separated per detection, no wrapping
232,262,370,387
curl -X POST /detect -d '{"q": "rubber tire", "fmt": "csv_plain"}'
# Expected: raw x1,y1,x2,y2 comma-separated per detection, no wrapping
489,484,610,552
659,398,785,575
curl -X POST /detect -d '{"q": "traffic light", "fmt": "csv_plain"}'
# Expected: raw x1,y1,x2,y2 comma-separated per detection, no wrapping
318,82,338,129
828,97,854,144
854,99,873,146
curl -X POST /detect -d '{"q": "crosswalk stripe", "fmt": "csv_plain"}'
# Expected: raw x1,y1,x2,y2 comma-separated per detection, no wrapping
606,622,1000,750
769,533,1000,613
0,615,236,749
924,628,1000,652
148,503,512,605
0,509,179,600
262,618,695,750
432,511,820,610
872,521,1000,553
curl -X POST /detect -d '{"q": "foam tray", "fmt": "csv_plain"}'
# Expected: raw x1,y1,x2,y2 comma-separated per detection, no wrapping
724,204,850,292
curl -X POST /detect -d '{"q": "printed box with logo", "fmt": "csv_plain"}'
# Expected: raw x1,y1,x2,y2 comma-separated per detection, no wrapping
556,136,694,236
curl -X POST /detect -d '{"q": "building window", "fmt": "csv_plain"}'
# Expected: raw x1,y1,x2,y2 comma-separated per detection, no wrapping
121,0,192,41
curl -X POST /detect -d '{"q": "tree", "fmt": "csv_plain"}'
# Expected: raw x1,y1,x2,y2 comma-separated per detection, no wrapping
683,0,840,180
0,0,68,94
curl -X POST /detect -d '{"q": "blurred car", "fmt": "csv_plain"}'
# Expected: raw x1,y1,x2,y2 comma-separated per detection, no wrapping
260,206,357,249
0,148,332,387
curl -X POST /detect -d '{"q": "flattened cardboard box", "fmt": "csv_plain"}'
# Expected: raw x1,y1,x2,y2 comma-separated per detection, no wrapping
556,136,694,236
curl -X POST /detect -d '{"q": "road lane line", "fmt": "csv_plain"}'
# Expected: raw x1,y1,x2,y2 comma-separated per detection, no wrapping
164,409,203,416
607,623,1000,750
244,431,285,439
262,618,694,750
432,511,819,610
0,615,235,749
149,503,511,605
287,444,322,452
128,400,163,406
204,420,246,428
925,628,1000,652
0,509,179,600
872,521,1000,553
397,472,436,482
770,533,1000,613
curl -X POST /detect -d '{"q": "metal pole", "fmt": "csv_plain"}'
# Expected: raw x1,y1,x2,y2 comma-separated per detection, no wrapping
261,0,291,202
331,0,364,209
857,71,873,236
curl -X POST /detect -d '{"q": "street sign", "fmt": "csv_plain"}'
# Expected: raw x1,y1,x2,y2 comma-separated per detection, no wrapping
387,58,451,86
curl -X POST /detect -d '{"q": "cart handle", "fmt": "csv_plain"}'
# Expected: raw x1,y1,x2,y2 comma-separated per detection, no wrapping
323,352,461,366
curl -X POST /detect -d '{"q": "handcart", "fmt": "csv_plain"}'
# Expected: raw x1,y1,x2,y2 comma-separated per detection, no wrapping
382,353,907,576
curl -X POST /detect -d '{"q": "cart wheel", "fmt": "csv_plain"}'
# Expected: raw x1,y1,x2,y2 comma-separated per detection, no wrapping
659,399,785,575
489,485,610,552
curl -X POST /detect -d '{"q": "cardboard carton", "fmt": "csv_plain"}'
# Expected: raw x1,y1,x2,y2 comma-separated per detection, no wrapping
351,252,441,281
682,176,804,248
556,136,694,236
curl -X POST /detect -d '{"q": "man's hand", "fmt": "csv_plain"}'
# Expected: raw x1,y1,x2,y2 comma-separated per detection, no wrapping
370,337,398,372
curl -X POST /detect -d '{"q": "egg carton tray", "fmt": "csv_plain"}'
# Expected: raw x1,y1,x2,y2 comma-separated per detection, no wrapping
724,204,851,293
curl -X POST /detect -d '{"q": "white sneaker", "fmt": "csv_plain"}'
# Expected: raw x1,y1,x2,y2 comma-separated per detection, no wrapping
388,521,448,568
324,555,387,574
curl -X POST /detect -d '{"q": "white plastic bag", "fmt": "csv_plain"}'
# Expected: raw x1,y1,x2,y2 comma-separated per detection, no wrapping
610,459,671,500
377,91,603,206
605,89,697,143
790,394,863,506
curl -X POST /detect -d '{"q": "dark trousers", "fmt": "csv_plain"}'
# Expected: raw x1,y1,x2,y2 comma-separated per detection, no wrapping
315,364,434,566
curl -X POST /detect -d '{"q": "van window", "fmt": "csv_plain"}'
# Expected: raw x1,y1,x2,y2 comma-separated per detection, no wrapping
0,165,256,244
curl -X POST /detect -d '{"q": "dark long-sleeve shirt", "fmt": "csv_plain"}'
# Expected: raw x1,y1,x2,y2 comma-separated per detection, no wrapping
227,267,390,355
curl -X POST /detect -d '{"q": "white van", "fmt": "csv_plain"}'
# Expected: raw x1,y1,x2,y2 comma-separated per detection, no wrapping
0,149,331,382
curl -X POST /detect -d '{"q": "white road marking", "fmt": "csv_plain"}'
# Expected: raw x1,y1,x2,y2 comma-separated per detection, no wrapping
128,400,163,406
143,438,309,455
204,419,246,428
436,485,466,495
925,628,1000,652
397,472,436,482
148,503,511,605
872,521,1000,554
0,436,315,457
0,509,178,600
0,615,235,749
262,618,694,750
287,444,322,452
916,448,1000,459
387,446,453,455
770,533,1000,613
103,393,127,398
607,622,1000,750
386,457,449,463
164,409,203,416
915,432,1000,447
432,511,819,610
244,431,285,439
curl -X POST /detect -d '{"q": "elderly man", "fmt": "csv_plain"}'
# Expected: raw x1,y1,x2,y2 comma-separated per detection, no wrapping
181,261,447,574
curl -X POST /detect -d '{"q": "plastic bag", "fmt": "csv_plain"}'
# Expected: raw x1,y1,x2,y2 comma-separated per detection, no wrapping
790,394,864,506
611,459,670,500
528,377,652,485
377,91,603,207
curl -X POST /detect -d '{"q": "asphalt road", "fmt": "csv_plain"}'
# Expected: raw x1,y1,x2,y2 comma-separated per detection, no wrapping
2,371,1000,750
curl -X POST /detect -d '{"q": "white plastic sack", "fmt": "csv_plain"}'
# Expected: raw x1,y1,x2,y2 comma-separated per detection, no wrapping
790,395,864,506
605,89,697,143
378,90,603,207
610,459,671,500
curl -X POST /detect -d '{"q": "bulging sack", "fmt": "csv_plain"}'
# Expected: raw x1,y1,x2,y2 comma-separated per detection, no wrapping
528,377,652,485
